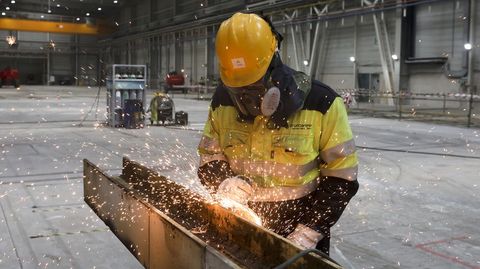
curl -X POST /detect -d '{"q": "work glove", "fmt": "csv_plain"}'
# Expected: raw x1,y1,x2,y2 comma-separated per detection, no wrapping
287,224,324,250
215,176,262,225
216,176,253,204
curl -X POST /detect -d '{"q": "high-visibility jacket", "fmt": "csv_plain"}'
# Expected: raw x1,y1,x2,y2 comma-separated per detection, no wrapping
198,72,358,201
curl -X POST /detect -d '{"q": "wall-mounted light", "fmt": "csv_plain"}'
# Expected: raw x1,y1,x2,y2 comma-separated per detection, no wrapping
391,54,399,61
464,43,472,50
349,56,356,63
6,35,16,46
49,40,56,50
303,60,309,66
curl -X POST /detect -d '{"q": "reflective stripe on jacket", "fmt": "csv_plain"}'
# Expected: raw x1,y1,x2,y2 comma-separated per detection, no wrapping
198,73,358,196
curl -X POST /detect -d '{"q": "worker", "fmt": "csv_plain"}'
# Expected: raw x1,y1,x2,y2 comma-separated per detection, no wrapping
197,12,359,255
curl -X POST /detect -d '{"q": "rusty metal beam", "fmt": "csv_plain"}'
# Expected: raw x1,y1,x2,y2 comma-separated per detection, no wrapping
0,18,111,35
83,158,342,269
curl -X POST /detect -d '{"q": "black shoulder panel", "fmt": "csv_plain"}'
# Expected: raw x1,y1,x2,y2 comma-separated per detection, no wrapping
211,84,234,111
302,80,340,114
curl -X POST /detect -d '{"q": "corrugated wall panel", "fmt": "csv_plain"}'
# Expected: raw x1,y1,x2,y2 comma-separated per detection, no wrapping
50,33,72,43
51,54,72,76
475,0,480,88
17,31,48,42
195,39,207,84
323,20,354,74
415,1,468,70
176,0,199,15
183,39,193,85
136,1,150,26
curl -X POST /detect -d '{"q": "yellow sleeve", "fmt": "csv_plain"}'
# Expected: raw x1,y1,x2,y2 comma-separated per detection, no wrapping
197,108,226,166
319,97,358,180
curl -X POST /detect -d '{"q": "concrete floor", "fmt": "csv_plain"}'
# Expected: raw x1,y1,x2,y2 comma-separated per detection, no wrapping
0,85,479,269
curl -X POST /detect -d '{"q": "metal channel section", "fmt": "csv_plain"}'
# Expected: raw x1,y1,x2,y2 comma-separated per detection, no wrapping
83,158,342,269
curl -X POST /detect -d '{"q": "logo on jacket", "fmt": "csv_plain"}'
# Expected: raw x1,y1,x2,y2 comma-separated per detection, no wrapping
289,123,312,130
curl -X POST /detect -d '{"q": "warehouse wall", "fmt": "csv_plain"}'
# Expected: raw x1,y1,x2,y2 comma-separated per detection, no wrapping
105,0,479,95
409,0,472,93
0,30,100,86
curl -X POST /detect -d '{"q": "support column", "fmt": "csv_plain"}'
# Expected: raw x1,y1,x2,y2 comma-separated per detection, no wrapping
393,1,409,94
467,0,476,93
192,30,197,84
285,11,300,71
373,13,393,93
75,34,79,86
353,18,358,89
309,5,328,78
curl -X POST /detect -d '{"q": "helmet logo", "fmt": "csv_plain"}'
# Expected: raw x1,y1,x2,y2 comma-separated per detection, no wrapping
231,58,246,69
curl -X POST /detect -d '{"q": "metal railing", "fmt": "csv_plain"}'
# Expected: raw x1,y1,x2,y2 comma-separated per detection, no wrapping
338,89,480,128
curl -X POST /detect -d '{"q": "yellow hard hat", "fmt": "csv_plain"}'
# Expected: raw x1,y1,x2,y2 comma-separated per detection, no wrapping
216,13,278,87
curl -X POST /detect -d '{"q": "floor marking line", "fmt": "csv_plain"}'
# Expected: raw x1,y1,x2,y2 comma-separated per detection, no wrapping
415,236,480,269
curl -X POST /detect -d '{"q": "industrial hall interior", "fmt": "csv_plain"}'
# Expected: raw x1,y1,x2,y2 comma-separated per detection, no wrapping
0,0,479,268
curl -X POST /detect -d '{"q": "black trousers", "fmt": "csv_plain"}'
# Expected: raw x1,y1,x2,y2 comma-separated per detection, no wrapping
247,177,359,255
198,162,359,255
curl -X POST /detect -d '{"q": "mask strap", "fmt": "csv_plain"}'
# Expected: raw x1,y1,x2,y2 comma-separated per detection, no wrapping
261,15,284,49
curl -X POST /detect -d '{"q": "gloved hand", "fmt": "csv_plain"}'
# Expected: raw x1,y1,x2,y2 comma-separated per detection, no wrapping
216,176,253,204
287,224,324,249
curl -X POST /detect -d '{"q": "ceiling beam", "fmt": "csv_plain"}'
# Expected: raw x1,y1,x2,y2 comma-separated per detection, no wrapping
0,18,112,35
0,1,122,18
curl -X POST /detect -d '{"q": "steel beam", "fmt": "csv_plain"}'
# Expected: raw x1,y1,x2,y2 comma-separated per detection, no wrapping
0,18,111,35
83,158,342,269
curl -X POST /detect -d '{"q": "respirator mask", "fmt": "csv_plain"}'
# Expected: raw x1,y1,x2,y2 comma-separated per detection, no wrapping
225,74,281,118
226,51,309,129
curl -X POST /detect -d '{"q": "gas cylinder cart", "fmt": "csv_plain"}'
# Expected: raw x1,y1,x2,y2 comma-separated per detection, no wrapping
106,64,146,128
